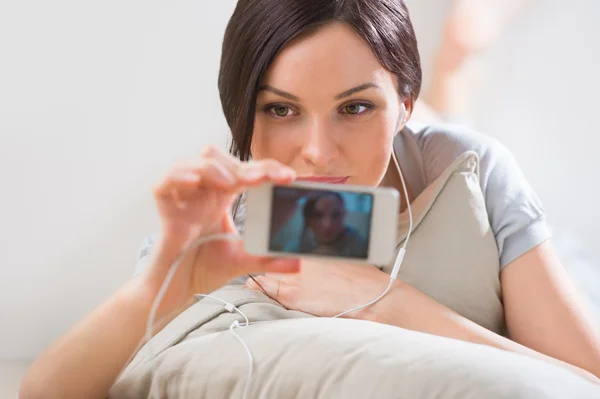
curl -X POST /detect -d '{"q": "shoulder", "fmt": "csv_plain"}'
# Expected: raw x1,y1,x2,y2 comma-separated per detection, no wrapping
407,121,499,149
405,122,513,184
403,122,532,204
403,122,550,269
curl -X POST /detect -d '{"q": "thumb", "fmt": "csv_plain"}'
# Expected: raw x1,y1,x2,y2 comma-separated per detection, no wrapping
226,239,300,277
235,253,300,276
260,257,301,274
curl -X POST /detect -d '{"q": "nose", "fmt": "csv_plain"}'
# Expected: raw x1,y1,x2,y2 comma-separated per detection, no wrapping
300,119,339,168
320,216,333,229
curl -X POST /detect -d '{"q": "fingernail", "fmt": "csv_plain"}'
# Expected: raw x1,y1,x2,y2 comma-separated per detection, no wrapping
220,172,236,185
245,278,257,289
241,167,262,180
284,168,296,179
270,169,292,180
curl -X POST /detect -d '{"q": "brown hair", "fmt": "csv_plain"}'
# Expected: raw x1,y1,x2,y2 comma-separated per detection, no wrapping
218,0,422,161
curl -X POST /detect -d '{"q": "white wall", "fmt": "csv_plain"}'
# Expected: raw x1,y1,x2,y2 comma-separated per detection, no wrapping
0,0,237,360
476,1,600,254
1,0,599,361
415,0,600,255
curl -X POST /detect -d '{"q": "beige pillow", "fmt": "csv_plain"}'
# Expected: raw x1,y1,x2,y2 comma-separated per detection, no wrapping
108,152,599,399
386,150,505,335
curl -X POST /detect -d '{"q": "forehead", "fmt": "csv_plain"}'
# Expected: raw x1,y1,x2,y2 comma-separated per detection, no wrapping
262,22,396,93
314,195,342,210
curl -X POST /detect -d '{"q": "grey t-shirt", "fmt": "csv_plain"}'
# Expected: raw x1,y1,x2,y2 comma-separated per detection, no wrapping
397,122,550,269
135,122,550,273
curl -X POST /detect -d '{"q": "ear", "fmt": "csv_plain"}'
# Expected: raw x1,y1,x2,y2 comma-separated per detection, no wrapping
395,98,412,135
399,103,407,125
400,97,413,125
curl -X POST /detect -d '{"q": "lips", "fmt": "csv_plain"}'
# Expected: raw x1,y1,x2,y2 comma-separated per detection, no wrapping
296,176,349,184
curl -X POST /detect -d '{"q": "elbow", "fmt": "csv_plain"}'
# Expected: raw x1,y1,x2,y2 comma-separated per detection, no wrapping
19,364,106,399
580,353,600,383
593,359,600,380
586,345,600,379
19,376,40,399
19,370,45,399
19,366,60,399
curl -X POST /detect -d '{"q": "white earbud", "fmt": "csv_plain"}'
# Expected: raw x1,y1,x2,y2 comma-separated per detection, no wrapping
400,102,407,125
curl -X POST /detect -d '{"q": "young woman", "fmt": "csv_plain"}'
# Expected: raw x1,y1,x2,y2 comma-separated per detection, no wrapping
20,1,600,398
281,192,368,258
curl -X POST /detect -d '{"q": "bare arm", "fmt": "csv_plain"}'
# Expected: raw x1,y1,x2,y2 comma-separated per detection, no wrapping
245,240,599,383
501,241,600,377
19,246,196,399
19,149,301,399
358,253,600,383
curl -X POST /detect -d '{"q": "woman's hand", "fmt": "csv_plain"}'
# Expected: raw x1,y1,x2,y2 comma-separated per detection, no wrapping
141,145,301,314
246,257,389,318
19,146,303,399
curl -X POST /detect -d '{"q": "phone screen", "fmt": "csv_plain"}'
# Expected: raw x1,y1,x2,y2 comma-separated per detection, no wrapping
269,186,373,259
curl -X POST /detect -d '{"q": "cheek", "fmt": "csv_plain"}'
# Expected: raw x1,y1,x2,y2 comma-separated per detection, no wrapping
332,220,343,231
251,117,299,162
308,220,320,232
342,116,395,186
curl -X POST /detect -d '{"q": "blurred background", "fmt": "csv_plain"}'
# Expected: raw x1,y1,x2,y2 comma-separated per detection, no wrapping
1,0,599,396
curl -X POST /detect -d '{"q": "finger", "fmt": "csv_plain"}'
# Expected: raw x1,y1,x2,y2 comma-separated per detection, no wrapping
236,253,300,278
234,162,267,184
245,277,260,290
262,272,291,283
262,159,297,182
153,169,202,199
184,159,238,185
198,145,280,186
237,159,296,186
200,145,242,175
249,275,280,299
153,160,238,201
182,159,239,190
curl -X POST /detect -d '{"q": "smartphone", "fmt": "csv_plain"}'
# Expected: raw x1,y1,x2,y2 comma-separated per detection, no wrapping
243,181,400,265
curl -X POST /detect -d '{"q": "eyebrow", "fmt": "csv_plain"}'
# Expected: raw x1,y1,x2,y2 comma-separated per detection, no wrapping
334,83,380,100
258,82,380,102
259,85,299,101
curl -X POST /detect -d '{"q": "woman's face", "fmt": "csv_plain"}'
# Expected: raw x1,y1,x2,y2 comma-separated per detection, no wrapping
306,195,346,244
251,22,409,186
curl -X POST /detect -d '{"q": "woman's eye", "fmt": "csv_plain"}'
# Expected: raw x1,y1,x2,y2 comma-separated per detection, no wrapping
342,103,372,115
268,105,293,117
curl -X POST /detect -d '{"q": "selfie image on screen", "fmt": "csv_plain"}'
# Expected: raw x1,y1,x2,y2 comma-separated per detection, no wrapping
269,186,373,259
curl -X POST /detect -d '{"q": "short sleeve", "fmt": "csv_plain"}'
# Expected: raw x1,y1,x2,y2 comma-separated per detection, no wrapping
478,141,551,268
417,124,552,269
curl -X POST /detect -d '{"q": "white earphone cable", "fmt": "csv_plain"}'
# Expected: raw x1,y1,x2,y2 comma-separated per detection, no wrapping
332,278,395,319
146,233,241,398
195,293,254,399
145,147,414,395
230,321,253,399
333,132,413,319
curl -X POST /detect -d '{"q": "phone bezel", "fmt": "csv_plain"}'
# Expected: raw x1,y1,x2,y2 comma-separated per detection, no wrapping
243,181,399,265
